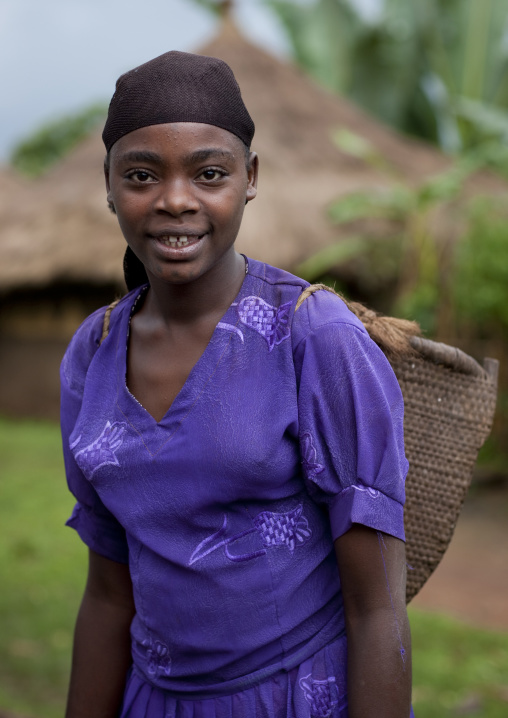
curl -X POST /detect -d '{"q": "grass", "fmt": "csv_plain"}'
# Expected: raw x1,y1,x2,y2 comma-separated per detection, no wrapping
410,612,508,717
0,417,86,718
0,417,507,717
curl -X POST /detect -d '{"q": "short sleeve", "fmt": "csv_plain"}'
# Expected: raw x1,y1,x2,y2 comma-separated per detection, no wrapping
60,308,129,564
293,291,408,542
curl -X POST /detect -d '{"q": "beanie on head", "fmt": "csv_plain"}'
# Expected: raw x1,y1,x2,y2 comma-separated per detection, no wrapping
103,50,255,151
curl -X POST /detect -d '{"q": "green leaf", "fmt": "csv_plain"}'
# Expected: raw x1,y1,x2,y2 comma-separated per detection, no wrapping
266,0,360,93
455,96,508,140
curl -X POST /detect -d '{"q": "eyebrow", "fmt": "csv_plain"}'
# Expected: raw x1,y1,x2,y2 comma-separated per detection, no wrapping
185,148,237,165
117,150,162,165
116,148,237,166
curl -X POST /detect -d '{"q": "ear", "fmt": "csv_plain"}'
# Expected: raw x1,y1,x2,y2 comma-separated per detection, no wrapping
103,158,117,214
104,155,112,203
246,152,258,203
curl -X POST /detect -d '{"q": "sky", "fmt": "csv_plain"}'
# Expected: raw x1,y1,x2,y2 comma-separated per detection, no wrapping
0,0,380,161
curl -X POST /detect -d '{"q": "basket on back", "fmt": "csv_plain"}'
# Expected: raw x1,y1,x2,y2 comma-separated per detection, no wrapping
296,285,499,603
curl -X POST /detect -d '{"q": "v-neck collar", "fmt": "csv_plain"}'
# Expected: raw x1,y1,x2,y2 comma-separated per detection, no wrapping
113,263,259,452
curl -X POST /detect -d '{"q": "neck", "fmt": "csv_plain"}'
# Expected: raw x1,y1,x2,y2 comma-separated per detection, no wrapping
143,251,246,326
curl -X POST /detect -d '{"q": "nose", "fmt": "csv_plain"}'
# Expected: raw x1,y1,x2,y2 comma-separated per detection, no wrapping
154,178,200,216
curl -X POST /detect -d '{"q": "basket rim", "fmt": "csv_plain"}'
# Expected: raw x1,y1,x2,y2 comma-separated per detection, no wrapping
409,336,497,380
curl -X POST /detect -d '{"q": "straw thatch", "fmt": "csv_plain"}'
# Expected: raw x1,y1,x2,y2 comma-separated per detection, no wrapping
0,133,124,293
0,168,28,216
0,17,469,295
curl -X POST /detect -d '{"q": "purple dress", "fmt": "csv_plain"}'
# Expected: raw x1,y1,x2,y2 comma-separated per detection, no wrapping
61,258,410,718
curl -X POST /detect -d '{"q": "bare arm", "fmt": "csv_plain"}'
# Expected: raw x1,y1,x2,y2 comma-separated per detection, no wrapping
65,549,135,718
335,524,412,718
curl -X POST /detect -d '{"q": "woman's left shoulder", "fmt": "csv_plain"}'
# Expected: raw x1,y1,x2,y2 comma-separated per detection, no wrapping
245,259,368,348
246,259,354,315
291,287,368,353
246,258,307,302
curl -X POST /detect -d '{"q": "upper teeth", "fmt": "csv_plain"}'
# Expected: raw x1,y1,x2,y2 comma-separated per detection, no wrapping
161,236,189,246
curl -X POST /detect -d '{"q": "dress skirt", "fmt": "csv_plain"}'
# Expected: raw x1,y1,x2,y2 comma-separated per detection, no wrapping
120,634,415,718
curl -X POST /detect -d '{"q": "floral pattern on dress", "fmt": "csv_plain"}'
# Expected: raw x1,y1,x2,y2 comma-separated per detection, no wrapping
299,674,340,718
253,505,312,554
300,431,325,480
142,637,172,677
74,421,127,477
237,296,292,351
189,505,312,566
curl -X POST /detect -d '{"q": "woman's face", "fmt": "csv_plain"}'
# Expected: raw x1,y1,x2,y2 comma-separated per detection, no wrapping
105,122,258,286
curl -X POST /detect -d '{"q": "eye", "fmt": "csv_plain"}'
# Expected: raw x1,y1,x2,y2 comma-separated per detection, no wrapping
126,170,155,183
198,168,226,182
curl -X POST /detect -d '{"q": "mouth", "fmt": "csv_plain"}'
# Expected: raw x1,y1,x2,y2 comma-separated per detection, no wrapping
149,231,209,261
159,234,205,247
152,233,206,249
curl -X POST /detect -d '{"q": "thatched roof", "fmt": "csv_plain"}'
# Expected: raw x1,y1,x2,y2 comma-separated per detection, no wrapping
1,17,504,294
0,168,25,208
0,133,124,293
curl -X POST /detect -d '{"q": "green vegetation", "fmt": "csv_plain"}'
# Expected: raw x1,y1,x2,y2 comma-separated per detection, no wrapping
324,151,478,334
265,0,508,173
10,103,107,177
410,611,508,717
1,417,507,717
453,199,508,336
0,418,86,718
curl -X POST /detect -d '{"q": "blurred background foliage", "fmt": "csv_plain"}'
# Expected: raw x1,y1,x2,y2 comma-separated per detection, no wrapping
266,0,508,174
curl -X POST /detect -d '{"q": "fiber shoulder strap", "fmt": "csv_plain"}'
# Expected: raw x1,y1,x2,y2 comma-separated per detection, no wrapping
99,298,122,345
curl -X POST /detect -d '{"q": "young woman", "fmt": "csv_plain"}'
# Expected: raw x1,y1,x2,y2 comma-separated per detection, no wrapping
61,50,413,717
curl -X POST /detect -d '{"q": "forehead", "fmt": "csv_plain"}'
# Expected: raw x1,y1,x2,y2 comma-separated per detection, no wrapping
110,122,245,164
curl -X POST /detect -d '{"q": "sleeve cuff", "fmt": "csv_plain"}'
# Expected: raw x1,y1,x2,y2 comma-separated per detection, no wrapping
328,485,405,542
66,503,129,564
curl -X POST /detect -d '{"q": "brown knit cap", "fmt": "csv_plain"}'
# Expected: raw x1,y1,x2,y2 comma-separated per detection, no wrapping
102,50,255,151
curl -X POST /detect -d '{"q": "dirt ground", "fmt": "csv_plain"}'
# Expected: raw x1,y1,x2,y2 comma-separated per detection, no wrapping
411,482,508,632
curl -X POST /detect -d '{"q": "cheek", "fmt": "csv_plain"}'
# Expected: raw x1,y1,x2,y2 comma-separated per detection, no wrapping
210,189,247,227
115,196,149,231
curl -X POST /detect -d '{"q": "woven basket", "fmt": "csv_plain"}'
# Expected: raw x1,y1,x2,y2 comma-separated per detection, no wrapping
392,338,498,601
296,285,499,603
